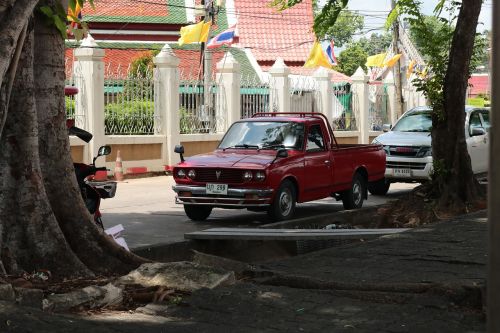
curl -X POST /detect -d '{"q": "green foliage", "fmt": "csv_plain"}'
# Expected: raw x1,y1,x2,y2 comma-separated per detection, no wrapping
104,100,155,135
130,51,161,77
336,45,367,76
314,10,364,47
269,0,348,39
39,3,68,38
354,33,392,56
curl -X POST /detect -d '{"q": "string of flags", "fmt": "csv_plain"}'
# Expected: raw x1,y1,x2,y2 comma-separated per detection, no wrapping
177,21,237,49
365,52,402,68
303,40,338,69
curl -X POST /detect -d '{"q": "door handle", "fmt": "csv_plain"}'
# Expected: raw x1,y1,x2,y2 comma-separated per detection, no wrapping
324,160,331,165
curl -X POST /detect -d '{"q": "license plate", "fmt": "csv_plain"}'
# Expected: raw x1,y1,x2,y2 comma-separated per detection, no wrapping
393,168,411,177
206,183,228,195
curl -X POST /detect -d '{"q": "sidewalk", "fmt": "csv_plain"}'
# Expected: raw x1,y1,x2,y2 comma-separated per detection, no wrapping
0,211,487,332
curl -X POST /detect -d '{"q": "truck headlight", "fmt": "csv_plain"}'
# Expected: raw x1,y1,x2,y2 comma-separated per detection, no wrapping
417,147,432,157
188,169,196,179
177,169,186,178
242,171,253,181
255,171,266,181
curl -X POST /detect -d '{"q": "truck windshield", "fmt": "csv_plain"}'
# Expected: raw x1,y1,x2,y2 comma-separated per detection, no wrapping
219,121,305,150
392,111,432,132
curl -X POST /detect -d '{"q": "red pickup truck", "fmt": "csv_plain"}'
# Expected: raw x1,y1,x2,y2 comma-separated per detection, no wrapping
172,113,386,221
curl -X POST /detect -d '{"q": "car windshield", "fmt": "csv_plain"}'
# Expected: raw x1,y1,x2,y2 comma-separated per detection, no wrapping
218,121,305,150
392,111,432,132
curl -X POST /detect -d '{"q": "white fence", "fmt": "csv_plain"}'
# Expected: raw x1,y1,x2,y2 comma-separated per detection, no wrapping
66,41,403,173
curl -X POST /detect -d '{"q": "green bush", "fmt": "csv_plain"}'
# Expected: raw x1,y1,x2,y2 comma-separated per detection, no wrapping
105,99,155,135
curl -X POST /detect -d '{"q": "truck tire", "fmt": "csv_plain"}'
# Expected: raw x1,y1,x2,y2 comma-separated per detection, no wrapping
368,178,390,196
342,173,366,210
268,180,296,221
184,205,212,221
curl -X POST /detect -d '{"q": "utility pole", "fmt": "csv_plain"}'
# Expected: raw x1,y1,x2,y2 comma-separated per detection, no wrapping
391,0,404,118
200,0,216,130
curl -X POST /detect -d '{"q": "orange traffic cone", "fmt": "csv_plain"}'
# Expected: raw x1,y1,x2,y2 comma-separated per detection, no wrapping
114,150,124,181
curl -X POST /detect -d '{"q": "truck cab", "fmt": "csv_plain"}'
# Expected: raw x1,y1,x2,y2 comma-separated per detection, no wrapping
372,106,490,193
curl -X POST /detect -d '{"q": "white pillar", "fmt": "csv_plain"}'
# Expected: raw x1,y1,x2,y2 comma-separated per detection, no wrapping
384,70,398,125
154,44,181,168
216,52,241,131
313,67,333,120
269,58,290,113
74,35,105,165
351,67,370,144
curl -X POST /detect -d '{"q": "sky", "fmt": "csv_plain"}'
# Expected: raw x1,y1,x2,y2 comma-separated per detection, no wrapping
343,0,492,34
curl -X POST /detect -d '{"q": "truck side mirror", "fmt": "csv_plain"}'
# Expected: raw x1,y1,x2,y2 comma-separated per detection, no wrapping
471,127,486,136
382,124,391,132
276,148,288,158
175,145,185,162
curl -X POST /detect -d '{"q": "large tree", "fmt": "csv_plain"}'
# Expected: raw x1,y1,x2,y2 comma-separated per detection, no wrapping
0,0,146,278
272,0,485,214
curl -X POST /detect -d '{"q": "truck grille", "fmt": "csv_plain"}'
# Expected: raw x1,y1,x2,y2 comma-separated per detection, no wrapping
387,146,419,157
194,168,243,184
387,161,427,170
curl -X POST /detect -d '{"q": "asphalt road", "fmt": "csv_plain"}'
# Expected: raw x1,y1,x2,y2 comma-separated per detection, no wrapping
100,176,416,249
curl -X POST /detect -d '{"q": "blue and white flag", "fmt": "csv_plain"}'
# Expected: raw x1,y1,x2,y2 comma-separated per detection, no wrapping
324,40,337,66
207,25,236,49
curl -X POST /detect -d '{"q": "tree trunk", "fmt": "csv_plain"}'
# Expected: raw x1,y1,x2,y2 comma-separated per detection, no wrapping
0,0,40,137
431,0,484,213
0,20,93,277
33,2,146,275
0,1,147,279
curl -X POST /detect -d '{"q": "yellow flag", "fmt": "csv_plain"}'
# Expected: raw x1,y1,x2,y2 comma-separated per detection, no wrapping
304,41,332,69
384,54,402,68
178,21,212,46
365,52,387,67
406,60,416,79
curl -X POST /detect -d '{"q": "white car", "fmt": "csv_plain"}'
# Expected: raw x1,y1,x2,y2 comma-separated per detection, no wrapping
370,106,490,195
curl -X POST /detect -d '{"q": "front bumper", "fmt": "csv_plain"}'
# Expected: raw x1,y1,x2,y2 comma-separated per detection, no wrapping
385,156,433,182
172,185,274,207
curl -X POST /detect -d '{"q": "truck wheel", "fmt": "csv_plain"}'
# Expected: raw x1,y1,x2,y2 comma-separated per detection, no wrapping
184,205,212,221
268,180,296,221
342,173,366,210
368,178,390,196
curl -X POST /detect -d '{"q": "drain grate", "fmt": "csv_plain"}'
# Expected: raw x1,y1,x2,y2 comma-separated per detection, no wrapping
295,224,357,255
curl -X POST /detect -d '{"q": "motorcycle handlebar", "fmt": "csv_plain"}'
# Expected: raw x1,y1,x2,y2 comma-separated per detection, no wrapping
95,167,108,171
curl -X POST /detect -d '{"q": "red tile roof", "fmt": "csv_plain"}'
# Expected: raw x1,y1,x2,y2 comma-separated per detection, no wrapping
83,0,168,18
234,0,315,63
468,75,489,97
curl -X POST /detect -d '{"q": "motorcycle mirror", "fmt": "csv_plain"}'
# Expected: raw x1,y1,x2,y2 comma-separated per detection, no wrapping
98,146,112,156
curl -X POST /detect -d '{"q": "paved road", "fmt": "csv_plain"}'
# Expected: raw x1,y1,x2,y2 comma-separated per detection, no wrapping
100,176,416,249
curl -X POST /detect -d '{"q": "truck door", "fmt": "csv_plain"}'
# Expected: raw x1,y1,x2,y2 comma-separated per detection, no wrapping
466,110,488,173
303,124,333,200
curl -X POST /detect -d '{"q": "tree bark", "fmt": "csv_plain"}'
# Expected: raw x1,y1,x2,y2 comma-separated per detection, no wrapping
0,0,146,279
0,0,40,137
0,20,93,277
431,0,484,212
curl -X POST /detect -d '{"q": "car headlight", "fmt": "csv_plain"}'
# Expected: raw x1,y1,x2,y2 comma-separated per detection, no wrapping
242,171,253,181
255,171,266,181
177,169,186,178
187,169,196,179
